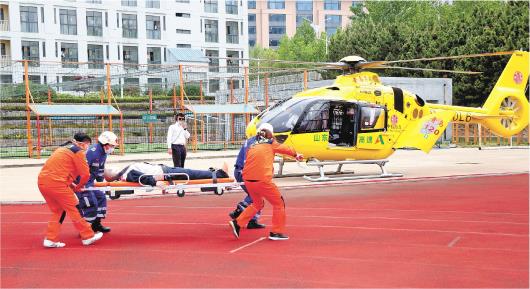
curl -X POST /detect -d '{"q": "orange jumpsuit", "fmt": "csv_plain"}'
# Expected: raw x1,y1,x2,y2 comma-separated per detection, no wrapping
237,141,296,234
38,144,95,242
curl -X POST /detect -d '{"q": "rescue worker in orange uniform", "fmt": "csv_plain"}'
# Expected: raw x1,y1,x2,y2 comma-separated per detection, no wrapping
38,132,104,248
229,123,303,241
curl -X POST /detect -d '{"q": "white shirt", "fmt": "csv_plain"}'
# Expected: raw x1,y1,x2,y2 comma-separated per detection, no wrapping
122,163,164,181
167,121,190,148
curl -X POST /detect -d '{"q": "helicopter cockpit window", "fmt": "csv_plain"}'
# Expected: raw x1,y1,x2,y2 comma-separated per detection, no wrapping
294,101,329,134
360,106,386,131
257,96,292,119
258,98,312,133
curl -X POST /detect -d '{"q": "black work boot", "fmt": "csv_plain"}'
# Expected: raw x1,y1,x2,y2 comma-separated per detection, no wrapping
247,219,266,229
92,218,111,233
228,207,243,219
228,220,240,239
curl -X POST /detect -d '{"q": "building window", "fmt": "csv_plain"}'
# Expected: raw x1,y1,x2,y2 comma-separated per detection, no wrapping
21,41,39,66
121,0,137,7
175,13,190,18
86,11,103,36
0,74,13,83
325,15,341,35
248,0,256,9
123,45,138,65
20,6,38,33
226,0,238,15
40,7,44,23
87,44,104,69
87,0,103,3
146,15,161,39
146,0,160,8
147,77,163,90
147,47,161,71
205,49,219,72
60,9,77,35
61,42,78,68
248,13,256,46
177,43,191,48
296,0,313,27
42,42,46,57
28,75,40,84
204,19,218,43
226,50,239,73
176,29,191,34
269,14,286,47
106,44,109,59
296,15,313,26
324,0,341,10
296,0,312,11
268,0,285,9
226,21,239,44
209,79,220,93
122,14,137,38
204,0,218,13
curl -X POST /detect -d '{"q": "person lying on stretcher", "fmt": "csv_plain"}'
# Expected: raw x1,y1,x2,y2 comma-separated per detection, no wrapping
103,162,230,186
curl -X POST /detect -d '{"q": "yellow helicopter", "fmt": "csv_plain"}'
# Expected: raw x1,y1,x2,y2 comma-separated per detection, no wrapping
246,51,529,168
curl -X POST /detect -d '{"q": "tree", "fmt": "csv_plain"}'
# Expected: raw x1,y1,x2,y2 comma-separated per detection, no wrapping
277,21,327,63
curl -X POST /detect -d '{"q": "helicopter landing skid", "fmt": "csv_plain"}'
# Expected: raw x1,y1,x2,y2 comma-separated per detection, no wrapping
302,159,403,182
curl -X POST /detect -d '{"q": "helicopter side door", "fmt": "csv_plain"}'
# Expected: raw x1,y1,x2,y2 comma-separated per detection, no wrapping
356,104,388,149
328,102,359,148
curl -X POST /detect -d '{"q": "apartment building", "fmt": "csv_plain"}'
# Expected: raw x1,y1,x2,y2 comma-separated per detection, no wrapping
0,0,248,93
248,0,359,48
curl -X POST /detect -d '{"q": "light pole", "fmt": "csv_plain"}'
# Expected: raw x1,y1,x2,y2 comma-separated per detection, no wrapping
309,22,328,56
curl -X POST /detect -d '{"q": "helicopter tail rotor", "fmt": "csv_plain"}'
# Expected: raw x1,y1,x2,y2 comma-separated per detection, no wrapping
480,51,529,137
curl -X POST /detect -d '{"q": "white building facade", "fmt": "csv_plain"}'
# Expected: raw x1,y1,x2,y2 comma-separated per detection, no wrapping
0,0,249,93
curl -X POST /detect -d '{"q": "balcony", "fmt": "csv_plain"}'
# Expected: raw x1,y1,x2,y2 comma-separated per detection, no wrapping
0,20,9,32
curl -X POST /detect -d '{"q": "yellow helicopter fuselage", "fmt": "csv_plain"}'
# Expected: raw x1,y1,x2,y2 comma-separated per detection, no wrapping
246,51,529,161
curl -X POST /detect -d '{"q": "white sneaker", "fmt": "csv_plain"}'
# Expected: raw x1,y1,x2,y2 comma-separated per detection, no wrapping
43,239,66,248
81,232,103,246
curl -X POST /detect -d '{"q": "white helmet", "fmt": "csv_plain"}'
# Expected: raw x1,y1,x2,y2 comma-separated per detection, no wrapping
98,131,118,146
258,123,274,134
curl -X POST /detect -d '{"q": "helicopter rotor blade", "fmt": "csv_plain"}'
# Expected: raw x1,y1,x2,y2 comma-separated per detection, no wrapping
369,65,482,75
359,51,514,69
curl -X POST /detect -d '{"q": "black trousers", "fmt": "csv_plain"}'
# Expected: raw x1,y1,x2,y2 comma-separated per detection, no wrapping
171,144,186,168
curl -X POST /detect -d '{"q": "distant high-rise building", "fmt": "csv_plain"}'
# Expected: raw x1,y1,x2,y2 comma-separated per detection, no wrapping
248,0,360,48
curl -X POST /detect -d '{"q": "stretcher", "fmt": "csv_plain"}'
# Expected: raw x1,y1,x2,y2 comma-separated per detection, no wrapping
85,172,239,199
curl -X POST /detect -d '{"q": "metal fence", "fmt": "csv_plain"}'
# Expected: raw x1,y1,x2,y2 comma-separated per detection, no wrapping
0,60,323,158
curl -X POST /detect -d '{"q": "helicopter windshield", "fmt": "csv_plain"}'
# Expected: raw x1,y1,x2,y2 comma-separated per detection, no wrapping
258,98,314,133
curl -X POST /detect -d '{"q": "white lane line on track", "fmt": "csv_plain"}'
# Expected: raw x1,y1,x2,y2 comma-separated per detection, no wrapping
229,237,266,253
9,210,526,225
286,207,528,217
448,236,462,247
3,221,527,237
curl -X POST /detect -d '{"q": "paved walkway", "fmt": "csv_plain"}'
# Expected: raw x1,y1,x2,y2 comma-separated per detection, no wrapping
0,147,528,203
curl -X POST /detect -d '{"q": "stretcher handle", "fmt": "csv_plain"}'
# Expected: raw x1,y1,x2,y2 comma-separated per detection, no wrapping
138,172,190,186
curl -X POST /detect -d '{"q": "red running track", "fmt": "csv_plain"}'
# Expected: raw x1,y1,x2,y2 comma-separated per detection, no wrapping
2,174,528,288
